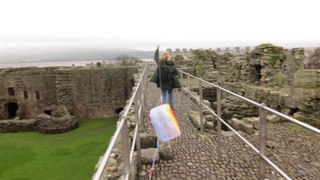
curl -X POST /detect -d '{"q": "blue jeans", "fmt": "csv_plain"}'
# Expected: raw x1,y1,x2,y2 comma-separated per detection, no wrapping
161,88,173,105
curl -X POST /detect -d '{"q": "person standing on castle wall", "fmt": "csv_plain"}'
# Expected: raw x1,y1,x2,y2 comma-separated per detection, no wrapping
150,45,181,109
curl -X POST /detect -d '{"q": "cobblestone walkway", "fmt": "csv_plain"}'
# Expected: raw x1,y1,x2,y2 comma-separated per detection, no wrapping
138,81,320,180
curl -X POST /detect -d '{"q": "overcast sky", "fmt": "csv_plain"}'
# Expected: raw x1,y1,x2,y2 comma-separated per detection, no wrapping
0,0,319,50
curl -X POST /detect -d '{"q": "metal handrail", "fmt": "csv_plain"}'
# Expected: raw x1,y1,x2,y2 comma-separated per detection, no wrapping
185,89,291,179
178,69,320,180
179,70,320,134
93,64,319,180
93,63,149,180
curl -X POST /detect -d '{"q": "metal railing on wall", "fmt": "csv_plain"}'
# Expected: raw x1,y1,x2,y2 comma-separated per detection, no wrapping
93,63,149,180
178,70,320,180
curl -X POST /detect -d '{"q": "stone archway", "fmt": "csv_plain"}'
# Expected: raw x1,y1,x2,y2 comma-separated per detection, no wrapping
114,107,124,114
254,64,262,82
4,102,18,119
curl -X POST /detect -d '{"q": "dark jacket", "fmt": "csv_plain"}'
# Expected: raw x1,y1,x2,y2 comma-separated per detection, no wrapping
150,49,182,90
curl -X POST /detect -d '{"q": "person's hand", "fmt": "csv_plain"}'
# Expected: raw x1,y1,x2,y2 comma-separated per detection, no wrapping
157,44,160,49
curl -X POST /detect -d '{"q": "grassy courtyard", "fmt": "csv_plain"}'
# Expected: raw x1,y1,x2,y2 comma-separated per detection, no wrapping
0,117,118,180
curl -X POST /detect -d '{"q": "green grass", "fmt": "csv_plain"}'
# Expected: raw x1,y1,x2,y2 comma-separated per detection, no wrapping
0,117,118,180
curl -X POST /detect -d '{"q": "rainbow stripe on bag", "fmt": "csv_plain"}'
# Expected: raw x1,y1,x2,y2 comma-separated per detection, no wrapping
149,104,181,142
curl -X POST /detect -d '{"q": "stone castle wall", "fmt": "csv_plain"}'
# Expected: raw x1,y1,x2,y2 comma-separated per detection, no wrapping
0,66,137,121
175,44,319,128
65,67,136,119
0,68,57,119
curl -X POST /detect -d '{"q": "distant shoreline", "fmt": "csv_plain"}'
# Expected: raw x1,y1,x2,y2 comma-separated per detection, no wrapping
0,58,153,68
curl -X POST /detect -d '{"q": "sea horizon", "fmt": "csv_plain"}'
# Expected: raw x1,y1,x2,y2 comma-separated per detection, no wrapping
0,58,153,68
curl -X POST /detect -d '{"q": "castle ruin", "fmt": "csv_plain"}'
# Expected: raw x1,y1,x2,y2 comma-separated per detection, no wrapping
172,44,320,128
0,66,137,133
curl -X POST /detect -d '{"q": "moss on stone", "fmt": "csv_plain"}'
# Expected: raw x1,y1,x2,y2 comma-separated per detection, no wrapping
195,61,206,77
294,69,319,88
268,72,287,87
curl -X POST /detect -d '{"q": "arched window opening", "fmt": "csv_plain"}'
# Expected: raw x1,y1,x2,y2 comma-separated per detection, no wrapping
24,90,29,100
43,110,52,116
4,102,18,119
8,87,15,96
115,107,124,114
35,91,40,100
288,107,299,116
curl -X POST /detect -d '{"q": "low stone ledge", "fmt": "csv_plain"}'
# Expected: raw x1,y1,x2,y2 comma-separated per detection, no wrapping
35,114,78,134
0,119,36,132
230,118,254,135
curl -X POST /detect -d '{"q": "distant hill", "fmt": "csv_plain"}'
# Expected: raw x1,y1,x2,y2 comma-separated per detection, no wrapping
0,46,154,63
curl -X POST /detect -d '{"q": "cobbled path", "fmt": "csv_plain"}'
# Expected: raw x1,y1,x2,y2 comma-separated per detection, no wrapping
137,81,320,180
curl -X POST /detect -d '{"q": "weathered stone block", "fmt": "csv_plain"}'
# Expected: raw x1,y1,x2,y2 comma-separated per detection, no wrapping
294,69,319,88
239,122,254,134
205,121,215,129
126,115,136,129
204,114,214,122
136,148,159,165
267,114,280,123
230,117,254,135
244,117,260,129
159,141,173,160
203,100,211,107
230,118,241,130
203,110,212,115
268,72,287,87
189,110,206,129
139,133,157,149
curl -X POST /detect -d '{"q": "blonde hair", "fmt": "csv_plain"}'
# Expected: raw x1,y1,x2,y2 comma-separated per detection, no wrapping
160,51,171,61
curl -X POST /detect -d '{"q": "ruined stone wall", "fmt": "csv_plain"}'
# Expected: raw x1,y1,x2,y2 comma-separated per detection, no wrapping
0,67,57,119
0,66,137,121
65,67,136,119
176,44,319,128
221,70,320,128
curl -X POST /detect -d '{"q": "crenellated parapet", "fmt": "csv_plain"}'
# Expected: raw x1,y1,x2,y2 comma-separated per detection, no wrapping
165,48,194,57
167,46,254,56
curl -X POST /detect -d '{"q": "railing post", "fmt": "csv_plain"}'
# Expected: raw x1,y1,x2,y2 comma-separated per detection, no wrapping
187,75,191,110
134,96,141,169
259,103,267,180
120,117,131,179
144,63,148,107
141,94,145,131
199,80,204,133
139,80,145,131
217,87,222,161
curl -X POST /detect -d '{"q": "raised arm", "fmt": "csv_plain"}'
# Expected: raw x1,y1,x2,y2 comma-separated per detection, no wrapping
154,45,160,65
